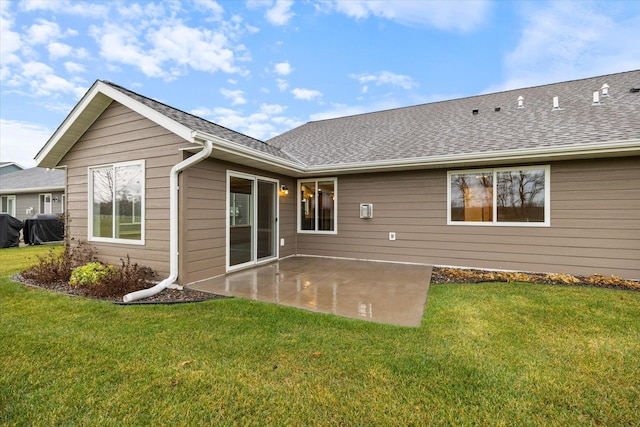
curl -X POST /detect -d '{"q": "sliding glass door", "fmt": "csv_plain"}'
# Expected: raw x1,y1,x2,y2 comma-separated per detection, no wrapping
228,173,278,270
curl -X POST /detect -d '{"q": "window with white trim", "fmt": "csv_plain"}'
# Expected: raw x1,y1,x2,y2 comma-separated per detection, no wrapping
298,178,337,233
1,195,16,217
448,166,550,226
39,193,52,214
89,160,145,244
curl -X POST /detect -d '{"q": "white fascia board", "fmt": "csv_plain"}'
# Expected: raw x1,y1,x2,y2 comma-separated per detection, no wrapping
35,81,107,167
0,162,25,170
36,81,196,168
0,186,65,195
195,131,639,176
306,139,640,174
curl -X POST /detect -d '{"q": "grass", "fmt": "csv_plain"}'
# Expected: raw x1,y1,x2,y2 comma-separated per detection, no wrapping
1,246,639,425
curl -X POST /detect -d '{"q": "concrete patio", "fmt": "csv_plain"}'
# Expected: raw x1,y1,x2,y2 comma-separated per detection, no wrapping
188,256,432,327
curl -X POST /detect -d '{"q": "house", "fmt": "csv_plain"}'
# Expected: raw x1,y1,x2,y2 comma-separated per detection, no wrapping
35,70,640,295
0,162,25,176
0,167,65,220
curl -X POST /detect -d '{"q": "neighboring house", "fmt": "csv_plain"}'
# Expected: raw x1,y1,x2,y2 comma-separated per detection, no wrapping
0,162,25,176
0,167,65,220
35,70,640,284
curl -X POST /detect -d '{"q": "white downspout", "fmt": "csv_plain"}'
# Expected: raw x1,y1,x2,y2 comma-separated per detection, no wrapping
123,140,214,302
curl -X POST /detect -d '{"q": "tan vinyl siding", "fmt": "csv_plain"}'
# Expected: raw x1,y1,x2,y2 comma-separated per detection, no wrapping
59,101,191,277
297,157,640,280
180,158,297,285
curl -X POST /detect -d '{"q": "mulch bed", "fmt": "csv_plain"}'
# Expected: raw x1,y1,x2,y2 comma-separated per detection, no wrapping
11,273,223,304
431,267,640,292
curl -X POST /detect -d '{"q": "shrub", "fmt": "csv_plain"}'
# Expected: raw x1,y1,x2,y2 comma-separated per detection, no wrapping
85,255,158,298
21,239,97,285
69,262,116,288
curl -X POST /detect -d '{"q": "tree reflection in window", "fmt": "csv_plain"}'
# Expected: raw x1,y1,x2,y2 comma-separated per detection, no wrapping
91,162,143,241
496,169,545,222
450,171,493,222
450,167,547,225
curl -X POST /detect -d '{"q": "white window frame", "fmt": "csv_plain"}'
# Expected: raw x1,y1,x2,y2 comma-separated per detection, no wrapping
39,193,52,214
226,170,280,272
88,160,145,245
447,165,550,227
297,177,338,234
1,195,17,217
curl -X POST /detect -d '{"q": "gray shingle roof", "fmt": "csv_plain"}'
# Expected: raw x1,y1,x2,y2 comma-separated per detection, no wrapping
267,70,640,167
0,167,65,192
101,81,298,163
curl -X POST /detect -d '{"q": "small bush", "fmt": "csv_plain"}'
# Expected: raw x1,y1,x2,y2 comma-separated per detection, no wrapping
69,262,116,288
21,239,97,285
85,255,158,298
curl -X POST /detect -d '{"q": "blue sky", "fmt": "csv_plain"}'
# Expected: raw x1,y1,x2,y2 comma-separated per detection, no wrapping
1,0,639,168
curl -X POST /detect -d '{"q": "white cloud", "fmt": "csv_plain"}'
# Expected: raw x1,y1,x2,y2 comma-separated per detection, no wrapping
48,42,73,59
291,87,322,101
0,2,22,80
64,61,85,73
220,88,247,105
274,61,293,75
276,78,289,91
0,119,52,168
27,19,61,45
331,0,490,32
149,24,238,74
193,0,224,21
90,18,243,80
19,0,109,17
351,71,419,90
90,23,164,78
495,2,640,91
191,104,302,140
266,0,294,26
19,61,87,98
260,103,286,114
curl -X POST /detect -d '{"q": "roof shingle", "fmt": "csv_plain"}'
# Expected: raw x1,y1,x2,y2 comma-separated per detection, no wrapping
267,70,640,167
101,81,299,164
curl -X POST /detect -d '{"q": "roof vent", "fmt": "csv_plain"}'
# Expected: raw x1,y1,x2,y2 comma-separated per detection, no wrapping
552,96,562,111
601,83,609,97
592,91,601,106
494,107,501,112
472,109,479,115
517,96,524,109
630,87,640,93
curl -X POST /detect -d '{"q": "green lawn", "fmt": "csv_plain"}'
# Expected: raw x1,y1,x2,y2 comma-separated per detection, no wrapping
1,246,639,426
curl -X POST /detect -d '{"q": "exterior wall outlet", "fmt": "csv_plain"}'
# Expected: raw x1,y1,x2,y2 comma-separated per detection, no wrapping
280,238,285,247
389,232,396,241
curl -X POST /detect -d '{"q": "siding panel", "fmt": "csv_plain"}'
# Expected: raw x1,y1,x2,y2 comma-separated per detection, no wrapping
297,157,640,279
179,158,297,285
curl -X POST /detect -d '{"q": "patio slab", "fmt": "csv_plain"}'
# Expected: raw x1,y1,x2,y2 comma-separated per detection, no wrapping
187,257,432,327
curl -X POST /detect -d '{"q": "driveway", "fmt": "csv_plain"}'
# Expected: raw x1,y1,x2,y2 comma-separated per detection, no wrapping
188,256,432,327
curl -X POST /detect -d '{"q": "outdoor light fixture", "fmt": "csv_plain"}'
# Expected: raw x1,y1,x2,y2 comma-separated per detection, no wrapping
280,185,289,195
